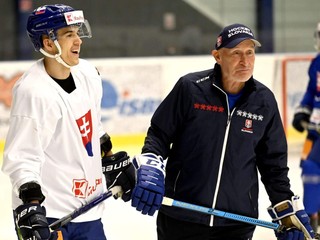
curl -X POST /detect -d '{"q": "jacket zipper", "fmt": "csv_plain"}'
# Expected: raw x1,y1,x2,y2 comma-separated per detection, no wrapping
209,83,235,226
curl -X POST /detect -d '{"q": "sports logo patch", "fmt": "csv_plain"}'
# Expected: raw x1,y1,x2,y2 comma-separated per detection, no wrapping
237,109,264,134
241,119,253,134
64,10,84,25
72,179,88,198
245,119,252,128
76,110,93,156
72,178,102,198
216,36,222,48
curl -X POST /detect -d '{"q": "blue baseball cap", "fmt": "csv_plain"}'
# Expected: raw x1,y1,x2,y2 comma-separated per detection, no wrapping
215,23,261,50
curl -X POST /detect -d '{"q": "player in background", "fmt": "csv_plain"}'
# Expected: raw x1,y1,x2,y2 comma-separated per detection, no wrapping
292,22,320,233
129,23,315,240
1,4,135,240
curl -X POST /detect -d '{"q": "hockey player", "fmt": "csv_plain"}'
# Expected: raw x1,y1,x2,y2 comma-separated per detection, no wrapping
130,23,315,240
1,4,135,240
292,22,320,233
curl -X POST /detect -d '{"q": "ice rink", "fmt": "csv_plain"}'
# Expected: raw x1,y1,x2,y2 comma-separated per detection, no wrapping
0,144,305,240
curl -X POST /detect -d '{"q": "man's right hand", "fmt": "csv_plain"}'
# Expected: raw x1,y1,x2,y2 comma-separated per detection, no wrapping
102,151,136,202
15,203,51,240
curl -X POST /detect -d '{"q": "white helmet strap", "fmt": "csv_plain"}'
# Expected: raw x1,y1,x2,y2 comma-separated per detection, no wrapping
39,40,71,68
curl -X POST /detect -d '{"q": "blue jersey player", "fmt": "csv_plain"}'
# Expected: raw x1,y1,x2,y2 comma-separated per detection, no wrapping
292,23,320,233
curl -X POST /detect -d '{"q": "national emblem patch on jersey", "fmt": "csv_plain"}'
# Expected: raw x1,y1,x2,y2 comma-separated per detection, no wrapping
76,110,93,156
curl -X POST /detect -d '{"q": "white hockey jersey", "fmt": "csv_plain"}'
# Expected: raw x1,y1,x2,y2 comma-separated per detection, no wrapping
2,59,107,222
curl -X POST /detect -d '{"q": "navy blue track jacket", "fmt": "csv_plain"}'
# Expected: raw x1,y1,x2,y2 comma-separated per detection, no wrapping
142,63,294,227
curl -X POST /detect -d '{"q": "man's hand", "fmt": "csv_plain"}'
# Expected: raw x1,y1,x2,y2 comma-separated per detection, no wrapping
268,195,315,240
102,151,136,202
15,203,50,240
131,153,165,216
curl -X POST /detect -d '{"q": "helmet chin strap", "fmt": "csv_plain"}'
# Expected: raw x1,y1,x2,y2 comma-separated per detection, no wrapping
39,40,71,68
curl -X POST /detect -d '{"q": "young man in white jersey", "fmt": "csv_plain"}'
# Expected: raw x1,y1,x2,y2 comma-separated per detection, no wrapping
1,4,135,240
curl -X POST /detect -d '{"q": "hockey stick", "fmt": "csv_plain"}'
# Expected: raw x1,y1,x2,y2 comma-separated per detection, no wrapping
301,121,320,132
162,197,282,231
162,197,320,239
49,186,122,231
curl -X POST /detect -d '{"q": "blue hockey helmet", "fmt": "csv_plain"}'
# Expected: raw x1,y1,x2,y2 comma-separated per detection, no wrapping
26,4,92,51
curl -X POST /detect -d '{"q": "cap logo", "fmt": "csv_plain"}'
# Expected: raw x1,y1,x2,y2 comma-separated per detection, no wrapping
227,26,253,39
215,24,261,50
64,10,84,25
216,36,222,48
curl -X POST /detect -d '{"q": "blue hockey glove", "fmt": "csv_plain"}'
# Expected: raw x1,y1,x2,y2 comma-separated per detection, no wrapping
15,203,51,240
102,151,136,202
267,195,315,240
131,153,165,216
